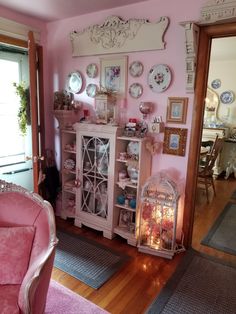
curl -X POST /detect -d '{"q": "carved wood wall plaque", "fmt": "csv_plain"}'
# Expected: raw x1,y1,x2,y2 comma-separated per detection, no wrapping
70,15,169,56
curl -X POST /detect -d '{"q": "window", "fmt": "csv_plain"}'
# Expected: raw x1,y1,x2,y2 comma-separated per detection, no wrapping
0,50,29,167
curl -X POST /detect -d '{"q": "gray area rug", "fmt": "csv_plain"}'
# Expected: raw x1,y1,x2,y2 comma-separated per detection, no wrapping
201,202,236,255
146,250,236,314
54,230,130,289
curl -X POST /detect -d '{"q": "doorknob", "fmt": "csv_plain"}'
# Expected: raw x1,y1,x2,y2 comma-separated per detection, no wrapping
26,156,45,162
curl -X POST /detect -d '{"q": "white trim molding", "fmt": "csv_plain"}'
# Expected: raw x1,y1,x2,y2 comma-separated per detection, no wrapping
200,0,236,24
0,17,40,43
181,22,200,93
70,15,169,56
181,0,236,93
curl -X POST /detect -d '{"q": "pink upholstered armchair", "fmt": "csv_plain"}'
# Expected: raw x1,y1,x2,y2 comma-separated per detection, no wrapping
0,180,58,314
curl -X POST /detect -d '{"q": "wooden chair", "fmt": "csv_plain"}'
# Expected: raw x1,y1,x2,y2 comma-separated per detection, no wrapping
198,136,224,203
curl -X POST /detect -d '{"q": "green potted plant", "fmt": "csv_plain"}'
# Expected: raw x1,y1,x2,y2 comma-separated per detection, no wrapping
13,82,31,136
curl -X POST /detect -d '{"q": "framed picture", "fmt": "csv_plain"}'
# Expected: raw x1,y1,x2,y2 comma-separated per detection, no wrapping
166,97,188,123
163,127,188,156
100,56,128,96
119,209,132,228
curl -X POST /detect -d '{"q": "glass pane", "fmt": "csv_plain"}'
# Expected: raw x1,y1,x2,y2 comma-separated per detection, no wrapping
0,59,25,166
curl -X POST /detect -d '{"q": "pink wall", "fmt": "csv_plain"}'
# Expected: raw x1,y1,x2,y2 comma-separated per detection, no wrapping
45,0,207,236
1,0,207,235
0,5,47,43
45,0,205,176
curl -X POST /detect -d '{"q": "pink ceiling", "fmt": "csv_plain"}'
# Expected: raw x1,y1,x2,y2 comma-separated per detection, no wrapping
0,0,148,22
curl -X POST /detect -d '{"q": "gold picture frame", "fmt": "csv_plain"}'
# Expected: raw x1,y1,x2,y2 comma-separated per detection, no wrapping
163,127,188,156
100,55,128,97
166,97,188,123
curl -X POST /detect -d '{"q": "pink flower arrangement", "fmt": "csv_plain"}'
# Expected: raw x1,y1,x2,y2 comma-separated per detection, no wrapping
142,203,153,220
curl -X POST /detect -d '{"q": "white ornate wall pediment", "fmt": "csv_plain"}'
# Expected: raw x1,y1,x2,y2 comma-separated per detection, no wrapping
200,0,236,24
70,15,169,56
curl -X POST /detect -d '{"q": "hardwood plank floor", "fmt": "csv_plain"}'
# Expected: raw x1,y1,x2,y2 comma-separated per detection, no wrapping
52,218,184,314
52,176,236,313
192,176,236,264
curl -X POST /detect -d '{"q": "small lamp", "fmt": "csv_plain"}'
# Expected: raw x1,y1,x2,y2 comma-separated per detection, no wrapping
139,102,153,119
138,102,153,137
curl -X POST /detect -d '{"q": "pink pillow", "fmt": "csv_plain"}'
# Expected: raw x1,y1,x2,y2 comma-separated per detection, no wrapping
0,226,35,284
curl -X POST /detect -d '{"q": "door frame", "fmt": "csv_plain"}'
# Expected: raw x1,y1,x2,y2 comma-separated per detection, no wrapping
183,22,236,247
0,33,45,193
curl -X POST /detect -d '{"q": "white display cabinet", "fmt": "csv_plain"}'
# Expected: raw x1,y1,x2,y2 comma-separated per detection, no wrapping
113,136,151,246
61,129,77,219
74,123,122,239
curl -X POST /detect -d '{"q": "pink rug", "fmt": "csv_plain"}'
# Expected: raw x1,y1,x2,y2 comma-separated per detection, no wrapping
45,280,109,314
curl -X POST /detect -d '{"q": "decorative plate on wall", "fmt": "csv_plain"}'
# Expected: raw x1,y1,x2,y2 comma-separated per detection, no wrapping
86,83,98,98
66,71,83,93
148,64,172,93
211,79,221,89
129,83,143,98
86,63,98,78
129,61,144,77
220,90,235,104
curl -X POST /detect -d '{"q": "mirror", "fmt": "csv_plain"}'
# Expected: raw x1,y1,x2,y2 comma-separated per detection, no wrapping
203,87,220,127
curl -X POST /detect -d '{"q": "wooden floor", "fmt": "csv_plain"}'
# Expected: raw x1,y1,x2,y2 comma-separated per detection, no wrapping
52,177,236,314
192,176,236,265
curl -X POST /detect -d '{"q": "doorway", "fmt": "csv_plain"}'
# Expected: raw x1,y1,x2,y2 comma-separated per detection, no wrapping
184,22,236,263
0,44,33,190
192,35,236,262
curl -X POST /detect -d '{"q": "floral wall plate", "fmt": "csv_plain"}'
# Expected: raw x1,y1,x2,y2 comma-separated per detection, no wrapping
86,83,98,98
86,63,98,78
66,71,83,93
211,79,221,89
220,90,235,104
129,61,144,77
148,64,172,93
129,83,143,98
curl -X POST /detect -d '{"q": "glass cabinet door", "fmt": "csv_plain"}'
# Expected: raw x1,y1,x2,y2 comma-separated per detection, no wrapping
80,135,110,219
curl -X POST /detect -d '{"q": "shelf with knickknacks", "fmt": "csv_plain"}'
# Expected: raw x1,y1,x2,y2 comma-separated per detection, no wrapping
113,131,152,246
53,90,83,129
122,102,154,138
138,172,185,259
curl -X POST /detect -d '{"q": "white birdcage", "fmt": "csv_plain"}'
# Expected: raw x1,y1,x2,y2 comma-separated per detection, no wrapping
138,172,180,259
